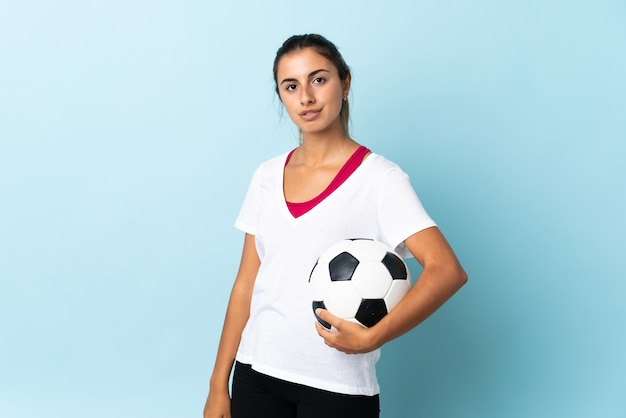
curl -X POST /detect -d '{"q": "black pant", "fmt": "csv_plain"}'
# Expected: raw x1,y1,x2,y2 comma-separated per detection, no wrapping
231,362,380,418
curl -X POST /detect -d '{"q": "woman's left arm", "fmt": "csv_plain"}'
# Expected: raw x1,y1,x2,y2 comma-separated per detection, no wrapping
315,226,468,354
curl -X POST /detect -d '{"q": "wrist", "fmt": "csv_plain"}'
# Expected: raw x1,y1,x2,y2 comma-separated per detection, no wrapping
369,318,390,350
209,359,235,390
209,382,230,398
209,373,231,392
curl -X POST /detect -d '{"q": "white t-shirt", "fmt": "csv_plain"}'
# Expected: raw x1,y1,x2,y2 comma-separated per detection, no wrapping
234,151,436,396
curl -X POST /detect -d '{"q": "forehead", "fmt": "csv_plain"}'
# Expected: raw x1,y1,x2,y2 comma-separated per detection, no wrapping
276,47,336,79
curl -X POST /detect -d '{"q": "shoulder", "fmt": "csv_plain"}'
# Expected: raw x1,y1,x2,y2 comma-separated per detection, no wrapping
257,151,291,170
360,152,420,195
362,152,407,177
248,150,291,179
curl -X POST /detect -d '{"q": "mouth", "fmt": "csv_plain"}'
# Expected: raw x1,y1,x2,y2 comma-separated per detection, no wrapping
299,109,322,121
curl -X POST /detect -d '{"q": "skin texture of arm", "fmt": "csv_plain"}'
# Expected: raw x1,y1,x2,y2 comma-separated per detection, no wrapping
315,226,467,354
203,233,260,418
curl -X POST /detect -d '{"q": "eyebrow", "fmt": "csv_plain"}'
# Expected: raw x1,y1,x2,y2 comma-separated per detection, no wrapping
280,69,331,85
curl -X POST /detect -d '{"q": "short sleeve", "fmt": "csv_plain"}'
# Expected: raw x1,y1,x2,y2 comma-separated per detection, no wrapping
234,167,262,235
378,166,437,258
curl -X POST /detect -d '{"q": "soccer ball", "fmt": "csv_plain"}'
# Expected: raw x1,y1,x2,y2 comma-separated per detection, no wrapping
309,238,411,329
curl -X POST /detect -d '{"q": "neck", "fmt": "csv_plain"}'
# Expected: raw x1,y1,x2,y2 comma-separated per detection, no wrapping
296,132,357,167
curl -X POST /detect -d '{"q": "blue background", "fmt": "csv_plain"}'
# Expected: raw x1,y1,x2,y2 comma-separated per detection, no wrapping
1,1,624,417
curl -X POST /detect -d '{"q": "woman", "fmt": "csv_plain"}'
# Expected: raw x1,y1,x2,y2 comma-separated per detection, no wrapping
203,34,467,418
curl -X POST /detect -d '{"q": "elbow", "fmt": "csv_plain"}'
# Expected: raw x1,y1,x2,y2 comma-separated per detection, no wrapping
427,261,467,291
456,265,468,289
443,260,467,291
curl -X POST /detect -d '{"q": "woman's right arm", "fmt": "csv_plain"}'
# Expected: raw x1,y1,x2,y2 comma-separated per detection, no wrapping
203,233,260,418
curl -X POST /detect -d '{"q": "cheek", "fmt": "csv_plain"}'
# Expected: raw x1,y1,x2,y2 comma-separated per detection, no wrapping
325,85,344,106
281,97,299,117
279,97,302,124
326,91,344,113
276,92,289,107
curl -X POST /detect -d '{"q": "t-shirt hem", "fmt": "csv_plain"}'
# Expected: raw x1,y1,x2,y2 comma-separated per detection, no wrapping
235,355,380,396
234,219,256,235
390,220,438,258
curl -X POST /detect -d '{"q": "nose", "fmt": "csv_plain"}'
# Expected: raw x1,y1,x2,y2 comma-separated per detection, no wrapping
300,86,315,105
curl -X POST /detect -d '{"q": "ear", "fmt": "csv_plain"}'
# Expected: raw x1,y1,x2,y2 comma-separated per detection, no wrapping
342,73,352,98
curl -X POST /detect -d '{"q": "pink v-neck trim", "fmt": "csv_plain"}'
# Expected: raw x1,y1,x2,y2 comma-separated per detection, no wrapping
285,146,371,218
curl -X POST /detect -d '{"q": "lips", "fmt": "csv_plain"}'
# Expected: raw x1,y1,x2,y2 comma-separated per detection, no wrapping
299,109,321,121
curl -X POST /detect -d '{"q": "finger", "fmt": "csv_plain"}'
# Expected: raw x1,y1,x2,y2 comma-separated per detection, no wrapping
315,320,333,339
315,308,341,329
315,320,324,335
313,307,332,330
315,320,339,341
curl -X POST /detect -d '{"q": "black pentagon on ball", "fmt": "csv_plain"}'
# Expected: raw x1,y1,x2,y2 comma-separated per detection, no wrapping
312,300,331,329
328,251,360,281
355,299,388,328
382,251,408,279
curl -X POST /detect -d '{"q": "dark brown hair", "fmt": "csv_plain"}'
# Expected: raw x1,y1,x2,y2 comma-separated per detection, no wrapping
273,34,351,135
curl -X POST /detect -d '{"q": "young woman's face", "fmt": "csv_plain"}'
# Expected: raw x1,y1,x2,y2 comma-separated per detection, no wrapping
275,47,350,136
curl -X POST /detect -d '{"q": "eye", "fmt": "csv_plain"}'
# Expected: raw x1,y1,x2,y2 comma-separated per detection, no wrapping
285,84,297,91
313,77,326,84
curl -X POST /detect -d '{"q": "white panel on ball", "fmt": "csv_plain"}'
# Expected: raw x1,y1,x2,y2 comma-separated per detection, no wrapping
347,238,387,261
384,279,411,311
352,262,393,298
323,281,362,319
